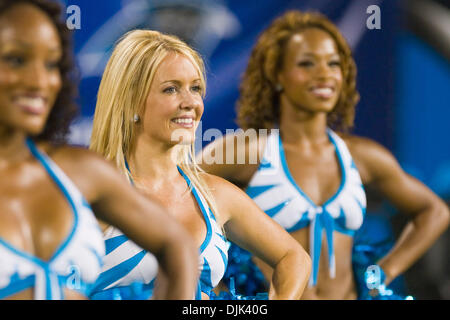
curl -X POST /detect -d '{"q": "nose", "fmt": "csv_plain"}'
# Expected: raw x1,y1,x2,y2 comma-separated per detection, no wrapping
179,88,202,110
23,61,53,90
315,61,332,78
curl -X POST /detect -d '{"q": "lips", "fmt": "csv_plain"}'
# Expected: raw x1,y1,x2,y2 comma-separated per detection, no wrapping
309,85,335,99
14,95,47,115
171,116,195,128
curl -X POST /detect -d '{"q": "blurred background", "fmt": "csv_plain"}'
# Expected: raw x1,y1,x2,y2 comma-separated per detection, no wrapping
61,0,449,299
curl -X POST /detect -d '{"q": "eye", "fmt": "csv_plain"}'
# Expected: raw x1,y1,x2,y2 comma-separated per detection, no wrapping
297,60,314,67
2,54,25,67
329,60,341,67
163,86,177,94
191,85,203,94
46,59,60,70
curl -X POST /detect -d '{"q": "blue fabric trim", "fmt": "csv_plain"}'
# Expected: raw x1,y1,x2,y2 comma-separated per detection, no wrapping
104,235,130,255
58,275,65,299
43,265,52,299
177,166,212,254
195,283,202,300
124,158,135,186
311,217,320,285
90,281,154,300
208,208,217,222
285,216,309,233
0,274,35,299
0,238,47,268
25,138,79,263
323,130,347,207
215,245,228,269
277,132,346,209
278,135,316,208
199,257,212,295
92,250,147,292
265,199,292,217
215,232,226,242
259,159,274,170
245,184,278,199
334,207,356,236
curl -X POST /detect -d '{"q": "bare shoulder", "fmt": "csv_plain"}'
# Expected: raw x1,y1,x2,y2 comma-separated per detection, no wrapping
38,143,125,200
340,133,386,155
200,171,243,198
41,143,115,174
341,134,396,163
199,171,249,222
198,130,269,187
340,133,401,184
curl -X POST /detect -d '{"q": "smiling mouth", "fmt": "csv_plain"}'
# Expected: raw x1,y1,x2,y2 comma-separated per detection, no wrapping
309,86,335,99
15,96,47,115
171,117,195,128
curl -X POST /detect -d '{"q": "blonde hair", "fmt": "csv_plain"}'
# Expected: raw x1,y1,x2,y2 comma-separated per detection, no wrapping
90,29,220,224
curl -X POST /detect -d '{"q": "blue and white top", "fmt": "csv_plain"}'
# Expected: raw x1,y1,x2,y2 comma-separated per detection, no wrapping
0,138,105,300
90,166,229,299
246,129,366,287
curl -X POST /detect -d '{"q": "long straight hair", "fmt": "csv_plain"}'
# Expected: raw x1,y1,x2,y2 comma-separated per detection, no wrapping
90,29,221,224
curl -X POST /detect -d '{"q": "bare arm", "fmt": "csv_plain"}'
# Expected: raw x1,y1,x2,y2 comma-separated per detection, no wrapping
348,136,450,285
204,173,311,300
67,149,199,299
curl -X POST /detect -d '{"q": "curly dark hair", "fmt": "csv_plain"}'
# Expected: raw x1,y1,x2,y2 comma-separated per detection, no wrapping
0,0,79,143
237,10,360,132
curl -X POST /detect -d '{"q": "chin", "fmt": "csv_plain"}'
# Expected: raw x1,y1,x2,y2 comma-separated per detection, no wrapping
314,101,338,113
175,136,195,146
15,121,46,137
169,128,195,146
26,127,46,137
21,113,49,132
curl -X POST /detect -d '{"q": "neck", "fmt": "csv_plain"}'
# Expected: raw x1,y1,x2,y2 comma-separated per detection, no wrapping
127,134,181,182
0,128,31,169
279,98,329,147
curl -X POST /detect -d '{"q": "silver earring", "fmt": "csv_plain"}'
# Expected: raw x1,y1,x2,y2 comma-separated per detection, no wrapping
275,83,283,92
133,114,140,123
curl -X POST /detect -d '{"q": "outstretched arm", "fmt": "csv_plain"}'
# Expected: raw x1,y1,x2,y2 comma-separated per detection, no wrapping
204,173,311,299
75,150,199,299
348,136,450,285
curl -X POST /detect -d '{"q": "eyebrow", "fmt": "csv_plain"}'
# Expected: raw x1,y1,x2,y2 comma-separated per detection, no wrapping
299,52,340,58
159,79,202,85
0,39,61,53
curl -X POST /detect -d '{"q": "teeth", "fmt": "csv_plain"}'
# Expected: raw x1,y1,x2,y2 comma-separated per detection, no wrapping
173,118,193,124
16,97,45,109
312,88,333,95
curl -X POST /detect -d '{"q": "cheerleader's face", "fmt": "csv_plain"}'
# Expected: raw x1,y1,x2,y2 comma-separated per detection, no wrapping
0,3,62,136
142,53,204,146
277,28,343,114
